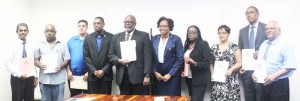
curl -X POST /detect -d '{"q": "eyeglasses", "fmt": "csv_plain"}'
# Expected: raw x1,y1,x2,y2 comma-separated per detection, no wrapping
159,25,169,28
266,27,278,31
45,30,55,33
218,32,228,34
188,32,197,35
123,21,135,24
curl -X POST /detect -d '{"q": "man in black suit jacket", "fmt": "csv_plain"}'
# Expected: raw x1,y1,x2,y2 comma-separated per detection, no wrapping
83,17,113,94
238,6,267,101
109,15,152,95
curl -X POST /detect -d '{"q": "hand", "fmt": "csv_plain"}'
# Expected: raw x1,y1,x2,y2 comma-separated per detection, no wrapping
163,74,171,82
83,72,88,81
34,77,38,88
211,74,214,81
94,71,100,77
253,51,259,60
185,57,195,65
67,70,74,81
225,69,233,77
55,66,61,72
181,71,187,77
252,74,258,82
143,77,150,86
239,68,246,74
118,59,130,66
264,74,276,86
154,72,163,81
95,70,104,78
40,65,47,70
20,74,29,79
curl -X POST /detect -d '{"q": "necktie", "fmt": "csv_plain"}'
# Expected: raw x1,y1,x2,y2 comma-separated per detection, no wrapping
249,26,255,49
22,41,27,58
263,42,271,60
126,33,130,41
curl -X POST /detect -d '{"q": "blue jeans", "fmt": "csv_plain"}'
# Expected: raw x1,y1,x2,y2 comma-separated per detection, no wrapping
40,82,65,101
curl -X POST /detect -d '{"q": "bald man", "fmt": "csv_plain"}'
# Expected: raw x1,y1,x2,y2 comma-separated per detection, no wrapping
34,24,70,101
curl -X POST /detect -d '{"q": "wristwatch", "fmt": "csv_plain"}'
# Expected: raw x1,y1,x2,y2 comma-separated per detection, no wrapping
145,74,150,78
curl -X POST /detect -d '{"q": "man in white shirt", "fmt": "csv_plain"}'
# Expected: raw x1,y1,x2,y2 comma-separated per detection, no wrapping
4,23,38,101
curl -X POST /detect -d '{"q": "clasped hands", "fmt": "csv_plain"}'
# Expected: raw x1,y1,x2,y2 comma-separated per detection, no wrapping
155,72,171,82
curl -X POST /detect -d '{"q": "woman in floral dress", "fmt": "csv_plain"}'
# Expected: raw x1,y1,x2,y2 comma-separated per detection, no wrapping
210,25,242,101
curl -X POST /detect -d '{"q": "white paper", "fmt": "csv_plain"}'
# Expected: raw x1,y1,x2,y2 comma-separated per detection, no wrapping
212,61,229,83
242,49,255,70
70,76,88,90
41,54,58,73
19,58,35,76
120,40,136,61
154,96,165,101
253,60,267,83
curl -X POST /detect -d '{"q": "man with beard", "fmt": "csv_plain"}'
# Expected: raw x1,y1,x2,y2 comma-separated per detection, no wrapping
109,15,152,95
83,17,113,94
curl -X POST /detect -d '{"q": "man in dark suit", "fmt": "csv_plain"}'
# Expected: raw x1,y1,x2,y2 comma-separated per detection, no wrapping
238,6,267,101
83,16,113,94
109,15,152,95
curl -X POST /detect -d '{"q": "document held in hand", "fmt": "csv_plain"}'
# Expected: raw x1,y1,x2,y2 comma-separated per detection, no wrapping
41,54,58,73
120,40,136,61
19,58,35,76
212,61,229,83
253,60,267,83
70,76,88,90
242,49,255,70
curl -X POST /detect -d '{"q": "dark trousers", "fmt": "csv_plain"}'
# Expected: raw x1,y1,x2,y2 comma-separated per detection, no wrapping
186,78,206,101
241,71,257,101
185,78,193,96
257,78,289,101
88,78,112,94
67,80,88,97
11,75,35,101
119,68,148,95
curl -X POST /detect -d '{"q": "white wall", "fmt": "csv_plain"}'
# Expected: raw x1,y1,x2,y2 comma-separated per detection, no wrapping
1,0,299,101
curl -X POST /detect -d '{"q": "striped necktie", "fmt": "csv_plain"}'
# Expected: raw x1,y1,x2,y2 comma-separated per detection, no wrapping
249,26,255,49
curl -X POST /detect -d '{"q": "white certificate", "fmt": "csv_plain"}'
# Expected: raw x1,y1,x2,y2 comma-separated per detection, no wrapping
242,49,255,70
253,60,267,83
19,58,35,76
212,61,229,83
120,40,136,61
154,96,165,101
41,54,58,73
70,75,87,90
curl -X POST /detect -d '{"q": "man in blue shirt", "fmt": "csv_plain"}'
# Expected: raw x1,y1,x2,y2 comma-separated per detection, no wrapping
66,19,89,96
252,20,297,101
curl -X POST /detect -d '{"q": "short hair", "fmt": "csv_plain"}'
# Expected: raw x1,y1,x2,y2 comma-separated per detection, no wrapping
218,25,231,34
157,16,174,31
248,6,259,14
16,23,28,32
78,19,88,26
94,16,105,23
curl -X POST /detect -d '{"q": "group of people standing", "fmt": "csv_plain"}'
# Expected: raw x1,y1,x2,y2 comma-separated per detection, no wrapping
4,6,296,101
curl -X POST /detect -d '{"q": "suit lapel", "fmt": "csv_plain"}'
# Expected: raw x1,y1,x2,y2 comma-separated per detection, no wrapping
255,22,264,43
130,30,138,41
164,34,173,56
153,35,160,57
90,33,98,54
